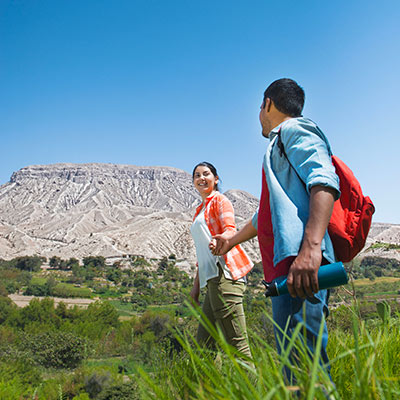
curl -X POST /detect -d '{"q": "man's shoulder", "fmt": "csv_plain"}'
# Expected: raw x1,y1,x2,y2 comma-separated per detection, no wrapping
281,117,329,145
282,117,320,133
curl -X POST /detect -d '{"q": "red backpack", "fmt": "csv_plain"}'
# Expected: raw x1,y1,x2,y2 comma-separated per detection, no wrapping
277,133,375,263
328,155,375,262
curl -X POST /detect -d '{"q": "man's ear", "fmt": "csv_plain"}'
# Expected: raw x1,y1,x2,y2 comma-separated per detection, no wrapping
265,97,272,112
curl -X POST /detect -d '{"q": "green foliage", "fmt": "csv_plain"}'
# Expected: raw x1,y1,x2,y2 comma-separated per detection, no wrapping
0,359,42,386
0,296,16,324
369,242,400,251
97,381,139,400
17,297,59,330
51,283,92,298
0,267,32,294
1,253,400,398
18,331,90,369
49,256,62,268
376,300,391,324
24,276,57,296
84,371,111,398
9,255,44,271
131,256,151,268
106,267,122,283
157,256,169,272
83,256,106,269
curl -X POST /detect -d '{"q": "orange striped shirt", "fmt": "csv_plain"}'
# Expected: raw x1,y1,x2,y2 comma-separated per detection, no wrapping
193,192,253,280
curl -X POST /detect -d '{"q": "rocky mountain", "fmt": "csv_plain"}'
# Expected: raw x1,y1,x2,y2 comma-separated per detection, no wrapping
0,163,398,265
0,164,260,264
361,222,400,260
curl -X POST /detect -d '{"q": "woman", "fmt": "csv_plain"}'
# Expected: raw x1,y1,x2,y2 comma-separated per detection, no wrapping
190,161,253,358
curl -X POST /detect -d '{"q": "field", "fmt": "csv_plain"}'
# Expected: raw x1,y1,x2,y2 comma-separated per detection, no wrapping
9,294,96,309
0,254,399,399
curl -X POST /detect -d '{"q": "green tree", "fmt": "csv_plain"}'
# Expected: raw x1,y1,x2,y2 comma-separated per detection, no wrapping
85,301,120,328
49,256,62,268
83,256,106,269
11,256,43,272
67,257,79,268
17,298,59,329
0,296,16,324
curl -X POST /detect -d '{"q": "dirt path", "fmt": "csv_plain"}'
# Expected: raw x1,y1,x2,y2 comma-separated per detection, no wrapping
9,293,97,308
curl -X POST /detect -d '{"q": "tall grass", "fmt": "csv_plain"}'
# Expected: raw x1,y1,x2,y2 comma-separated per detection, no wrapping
136,303,400,400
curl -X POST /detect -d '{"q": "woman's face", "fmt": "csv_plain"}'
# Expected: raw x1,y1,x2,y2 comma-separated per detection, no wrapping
193,165,218,199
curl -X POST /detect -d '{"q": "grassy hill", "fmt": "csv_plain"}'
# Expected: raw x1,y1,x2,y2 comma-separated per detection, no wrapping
0,254,399,399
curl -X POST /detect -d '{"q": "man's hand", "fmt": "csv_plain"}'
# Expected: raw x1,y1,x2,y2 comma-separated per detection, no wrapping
210,233,233,255
286,245,321,298
210,219,257,256
286,185,336,298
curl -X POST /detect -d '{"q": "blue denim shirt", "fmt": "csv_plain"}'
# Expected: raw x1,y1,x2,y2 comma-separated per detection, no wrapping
252,117,340,267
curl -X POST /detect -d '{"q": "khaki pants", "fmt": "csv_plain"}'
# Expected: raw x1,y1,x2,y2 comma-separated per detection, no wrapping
196,266,251,358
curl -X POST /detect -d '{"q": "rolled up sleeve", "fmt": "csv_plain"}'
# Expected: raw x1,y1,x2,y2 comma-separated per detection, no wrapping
283,122,340,200
251,210,258,230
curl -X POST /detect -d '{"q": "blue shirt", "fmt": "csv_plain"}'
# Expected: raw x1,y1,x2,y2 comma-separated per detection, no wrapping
252,117,340,268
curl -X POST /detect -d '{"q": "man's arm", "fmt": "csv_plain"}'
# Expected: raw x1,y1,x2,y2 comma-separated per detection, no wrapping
286,185,336,298
210,219,257,255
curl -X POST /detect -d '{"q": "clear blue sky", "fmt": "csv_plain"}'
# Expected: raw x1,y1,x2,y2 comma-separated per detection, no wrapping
1,0,399,223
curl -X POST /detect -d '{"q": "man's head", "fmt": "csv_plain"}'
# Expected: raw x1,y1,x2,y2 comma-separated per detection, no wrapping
259,78,305,137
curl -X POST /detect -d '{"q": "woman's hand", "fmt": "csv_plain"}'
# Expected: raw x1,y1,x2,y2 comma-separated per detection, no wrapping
190,269,200,306
209,232,233,255
190,285,200,306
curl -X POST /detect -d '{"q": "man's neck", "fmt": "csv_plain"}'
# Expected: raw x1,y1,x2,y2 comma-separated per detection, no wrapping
271,115,293,131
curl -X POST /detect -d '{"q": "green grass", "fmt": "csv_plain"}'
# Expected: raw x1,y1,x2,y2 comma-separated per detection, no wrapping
353,277,400,286
136,305,400,400
53,283,92,298
108,300,137,317
30,276,47,285
365,291,399,296
368,242,400,251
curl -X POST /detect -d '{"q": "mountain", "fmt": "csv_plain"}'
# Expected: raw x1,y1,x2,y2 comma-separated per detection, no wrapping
1,163,398,265
361,222,400,260
0,164,260,263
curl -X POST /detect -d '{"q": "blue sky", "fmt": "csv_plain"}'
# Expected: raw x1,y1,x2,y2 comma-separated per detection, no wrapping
1,0,399,223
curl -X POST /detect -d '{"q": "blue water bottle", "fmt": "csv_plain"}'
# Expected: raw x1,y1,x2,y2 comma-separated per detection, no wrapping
262,261,348,297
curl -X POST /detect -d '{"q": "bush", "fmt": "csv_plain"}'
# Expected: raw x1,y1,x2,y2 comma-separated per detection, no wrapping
84,371,111,398
0,296,16,324
97,381,140,400
18,331,90,369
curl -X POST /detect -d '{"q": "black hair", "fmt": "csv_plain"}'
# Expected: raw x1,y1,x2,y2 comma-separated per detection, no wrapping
192,161,220,191
263,78,305,117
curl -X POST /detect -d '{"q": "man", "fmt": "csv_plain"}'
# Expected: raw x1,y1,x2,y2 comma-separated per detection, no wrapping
212,78,340,379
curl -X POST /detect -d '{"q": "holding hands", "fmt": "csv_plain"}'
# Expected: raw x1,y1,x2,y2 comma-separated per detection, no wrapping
209,233,233,256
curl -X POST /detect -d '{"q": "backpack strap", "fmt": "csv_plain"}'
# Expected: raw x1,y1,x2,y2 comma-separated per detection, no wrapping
276,129,307,190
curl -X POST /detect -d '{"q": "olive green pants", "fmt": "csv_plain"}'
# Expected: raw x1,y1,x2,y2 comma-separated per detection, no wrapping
196,267,251,358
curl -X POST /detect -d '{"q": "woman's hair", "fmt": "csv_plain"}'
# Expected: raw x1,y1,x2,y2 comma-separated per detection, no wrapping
192,161,220,191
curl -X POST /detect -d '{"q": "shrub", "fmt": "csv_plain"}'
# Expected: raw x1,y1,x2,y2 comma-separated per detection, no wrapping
97,381,140,400
84,371,111,398
0,296,16,324
18,331,90,369
0,359,42,386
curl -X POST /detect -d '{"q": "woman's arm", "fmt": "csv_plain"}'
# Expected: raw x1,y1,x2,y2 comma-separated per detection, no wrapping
190,268,200,306
215,194,237,236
